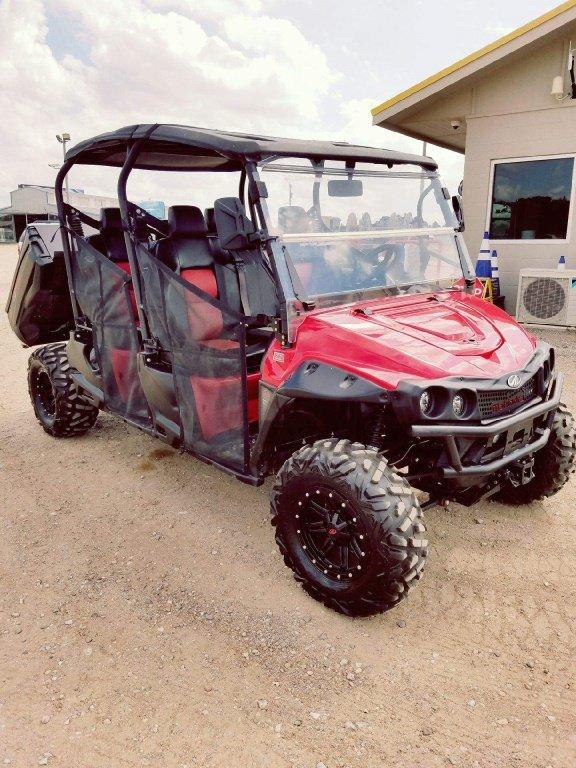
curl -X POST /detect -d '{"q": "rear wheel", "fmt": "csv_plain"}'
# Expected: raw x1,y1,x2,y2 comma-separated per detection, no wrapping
28,343,98,437
494,403,576,505
271,438,427,617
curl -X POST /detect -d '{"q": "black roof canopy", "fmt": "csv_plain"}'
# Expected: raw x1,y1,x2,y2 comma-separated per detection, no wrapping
65,123,438,172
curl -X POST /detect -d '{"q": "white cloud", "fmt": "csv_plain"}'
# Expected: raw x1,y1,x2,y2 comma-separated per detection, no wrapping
0,0,463,210
0,0,337,204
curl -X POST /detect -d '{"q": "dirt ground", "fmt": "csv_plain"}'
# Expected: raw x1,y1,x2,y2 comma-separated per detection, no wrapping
0,243,575,768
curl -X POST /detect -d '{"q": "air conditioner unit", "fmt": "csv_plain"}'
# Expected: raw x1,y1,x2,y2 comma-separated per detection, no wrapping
516,269,576,326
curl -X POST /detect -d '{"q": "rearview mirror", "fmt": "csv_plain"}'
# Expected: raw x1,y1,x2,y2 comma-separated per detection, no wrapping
328,179,363,197
214,197,255,250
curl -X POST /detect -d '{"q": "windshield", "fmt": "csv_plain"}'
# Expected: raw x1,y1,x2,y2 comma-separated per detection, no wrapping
259,159,465,307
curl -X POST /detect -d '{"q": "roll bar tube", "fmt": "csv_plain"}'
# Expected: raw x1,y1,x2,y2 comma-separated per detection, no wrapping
117,137,154,341
54,160,82,321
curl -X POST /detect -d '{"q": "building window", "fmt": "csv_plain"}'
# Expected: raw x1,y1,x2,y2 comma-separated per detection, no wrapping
489,156,574,240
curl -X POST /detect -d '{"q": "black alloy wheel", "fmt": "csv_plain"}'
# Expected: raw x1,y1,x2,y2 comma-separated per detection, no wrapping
272,438,428,616
295,485,370,581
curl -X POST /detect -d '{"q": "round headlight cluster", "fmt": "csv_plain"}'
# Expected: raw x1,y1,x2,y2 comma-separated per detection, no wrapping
418,387,473,418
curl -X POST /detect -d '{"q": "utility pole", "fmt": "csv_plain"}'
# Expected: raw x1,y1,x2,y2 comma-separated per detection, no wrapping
56,133,71,202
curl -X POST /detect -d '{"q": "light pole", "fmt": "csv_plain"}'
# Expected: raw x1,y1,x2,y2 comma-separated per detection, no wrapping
56,133,71,201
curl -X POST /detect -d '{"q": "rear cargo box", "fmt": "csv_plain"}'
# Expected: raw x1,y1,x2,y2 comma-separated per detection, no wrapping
5,223,74,346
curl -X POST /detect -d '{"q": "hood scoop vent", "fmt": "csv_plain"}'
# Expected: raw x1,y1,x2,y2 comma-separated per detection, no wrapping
351,297,503,355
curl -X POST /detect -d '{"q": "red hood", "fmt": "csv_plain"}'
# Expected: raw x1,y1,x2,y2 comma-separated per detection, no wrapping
263,291,537,390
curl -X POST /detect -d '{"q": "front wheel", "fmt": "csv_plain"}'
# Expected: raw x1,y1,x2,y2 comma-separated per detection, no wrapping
494,403,576,505
271,438,428,617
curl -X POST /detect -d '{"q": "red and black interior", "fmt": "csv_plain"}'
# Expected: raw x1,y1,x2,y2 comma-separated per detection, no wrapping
88,205,265,442
86,207,138,318
154,205,262,434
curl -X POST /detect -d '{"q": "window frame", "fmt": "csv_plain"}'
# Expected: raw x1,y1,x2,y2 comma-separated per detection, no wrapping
485,153,576,245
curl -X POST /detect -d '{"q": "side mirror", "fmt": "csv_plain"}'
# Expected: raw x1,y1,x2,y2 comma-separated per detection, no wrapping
452,194,465,231
214,197,255,250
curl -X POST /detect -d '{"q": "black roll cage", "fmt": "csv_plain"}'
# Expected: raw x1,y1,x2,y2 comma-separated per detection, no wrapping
55,125,446,347
50,126,486,486
55,139,298,347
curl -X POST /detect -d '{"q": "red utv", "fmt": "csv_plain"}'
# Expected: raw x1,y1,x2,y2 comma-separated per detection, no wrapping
6,125,575,616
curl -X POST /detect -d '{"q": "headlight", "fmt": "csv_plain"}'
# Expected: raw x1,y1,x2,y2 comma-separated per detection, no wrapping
452,392,465,418
420,389,433,415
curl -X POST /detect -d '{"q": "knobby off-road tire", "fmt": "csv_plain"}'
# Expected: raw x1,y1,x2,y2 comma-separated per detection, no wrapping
271,438,428,617
28,343,99,437
495,403,576,505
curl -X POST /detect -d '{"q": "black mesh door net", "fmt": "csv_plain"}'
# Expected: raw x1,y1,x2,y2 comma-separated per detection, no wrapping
137,245,249,470
69,237,150,425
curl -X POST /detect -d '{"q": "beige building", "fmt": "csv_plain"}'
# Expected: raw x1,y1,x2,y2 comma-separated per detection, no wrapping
372,0,576,312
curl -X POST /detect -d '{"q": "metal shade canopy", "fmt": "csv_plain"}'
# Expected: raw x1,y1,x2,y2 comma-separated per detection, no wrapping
64,123,438,172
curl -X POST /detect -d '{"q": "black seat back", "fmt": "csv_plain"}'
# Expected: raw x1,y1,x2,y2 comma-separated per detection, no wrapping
214,197,278,318
87,208,128,263
155,206,213,271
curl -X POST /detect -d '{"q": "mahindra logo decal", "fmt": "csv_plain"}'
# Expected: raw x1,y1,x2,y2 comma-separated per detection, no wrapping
507,374,522,388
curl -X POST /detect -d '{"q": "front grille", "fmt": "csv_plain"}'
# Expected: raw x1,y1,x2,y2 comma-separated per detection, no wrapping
477,377,536,419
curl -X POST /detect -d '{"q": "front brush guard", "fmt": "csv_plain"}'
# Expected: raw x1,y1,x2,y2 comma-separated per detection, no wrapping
409,373,563,479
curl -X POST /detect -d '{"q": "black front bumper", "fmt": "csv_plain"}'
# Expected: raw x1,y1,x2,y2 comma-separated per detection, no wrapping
409,373,563,478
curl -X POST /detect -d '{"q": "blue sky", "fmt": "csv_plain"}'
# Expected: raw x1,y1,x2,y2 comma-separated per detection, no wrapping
0,0,561,205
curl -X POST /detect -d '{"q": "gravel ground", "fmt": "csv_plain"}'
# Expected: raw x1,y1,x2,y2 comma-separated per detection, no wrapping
1,243,575,768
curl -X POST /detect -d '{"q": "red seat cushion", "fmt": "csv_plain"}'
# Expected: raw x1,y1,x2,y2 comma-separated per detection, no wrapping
190,371,261,439
178,266,262,438
180,268,224,341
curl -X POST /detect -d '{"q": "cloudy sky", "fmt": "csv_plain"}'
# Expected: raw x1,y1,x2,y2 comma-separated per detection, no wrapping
0,0,560,207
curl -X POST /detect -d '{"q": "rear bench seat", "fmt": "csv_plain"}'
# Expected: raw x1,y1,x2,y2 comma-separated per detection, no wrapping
87,207,138,318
